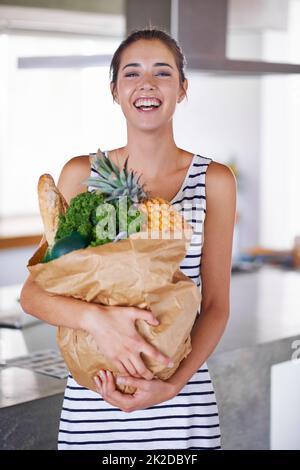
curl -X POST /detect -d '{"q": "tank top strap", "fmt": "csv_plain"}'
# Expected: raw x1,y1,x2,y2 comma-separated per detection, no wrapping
189,154,213,214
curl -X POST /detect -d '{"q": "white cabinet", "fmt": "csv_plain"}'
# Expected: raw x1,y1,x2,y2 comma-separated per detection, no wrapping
271,359,300,449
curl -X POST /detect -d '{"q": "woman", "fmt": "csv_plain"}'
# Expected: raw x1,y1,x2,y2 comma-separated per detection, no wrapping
20,28,236,450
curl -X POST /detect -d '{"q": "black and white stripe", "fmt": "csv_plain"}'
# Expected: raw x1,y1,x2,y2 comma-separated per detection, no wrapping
58,152,221,450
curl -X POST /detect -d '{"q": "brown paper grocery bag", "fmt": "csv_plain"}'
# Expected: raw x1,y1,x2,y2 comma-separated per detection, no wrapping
28,233,201,394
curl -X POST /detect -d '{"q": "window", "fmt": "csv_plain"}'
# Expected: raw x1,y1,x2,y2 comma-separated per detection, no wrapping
0,6,125,233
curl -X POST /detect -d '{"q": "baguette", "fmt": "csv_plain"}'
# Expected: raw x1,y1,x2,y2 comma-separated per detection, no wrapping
38,174,68,247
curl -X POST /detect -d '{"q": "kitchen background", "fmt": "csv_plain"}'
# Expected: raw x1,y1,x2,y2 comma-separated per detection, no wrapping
0,0,300,450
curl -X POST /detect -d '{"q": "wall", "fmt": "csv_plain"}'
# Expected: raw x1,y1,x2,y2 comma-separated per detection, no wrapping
174,72,261,253
260,0,300,249
0,246,35,286
0,0,124,15
172,24,263,253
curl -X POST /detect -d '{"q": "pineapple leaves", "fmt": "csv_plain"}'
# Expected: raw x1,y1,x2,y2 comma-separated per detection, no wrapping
85,149,149,203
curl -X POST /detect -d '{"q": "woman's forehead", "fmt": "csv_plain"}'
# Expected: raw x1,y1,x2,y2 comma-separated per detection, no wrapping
120,40,176,66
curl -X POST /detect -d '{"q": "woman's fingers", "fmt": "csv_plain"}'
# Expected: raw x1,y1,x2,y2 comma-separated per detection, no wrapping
132,308,159,327
122,358,140,378
103,370,115,394
130,354,154,380
114,359,130,377
94,374,103,394
116,375,151,392
95,370,136,412
131,308,173,372
142,342,174,369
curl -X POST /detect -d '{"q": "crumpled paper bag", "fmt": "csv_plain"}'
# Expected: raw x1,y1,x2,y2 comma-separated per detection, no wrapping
27,232,201,394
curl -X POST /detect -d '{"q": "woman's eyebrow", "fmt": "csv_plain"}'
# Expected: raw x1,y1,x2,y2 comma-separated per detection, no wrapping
122,62,174,70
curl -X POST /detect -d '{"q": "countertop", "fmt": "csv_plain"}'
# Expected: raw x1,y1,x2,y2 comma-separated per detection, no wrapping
216,264,300,353
1,264,300,410
0,321,66,409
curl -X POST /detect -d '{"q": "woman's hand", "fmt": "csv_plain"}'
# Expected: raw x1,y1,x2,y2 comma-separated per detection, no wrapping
84,304,173,380
94,369,177,413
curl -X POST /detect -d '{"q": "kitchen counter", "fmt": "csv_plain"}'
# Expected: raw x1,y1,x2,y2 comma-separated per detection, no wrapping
0,265,300,449
0,315,67,409
216,264,300,353
208,265,300,450
0,320,66,449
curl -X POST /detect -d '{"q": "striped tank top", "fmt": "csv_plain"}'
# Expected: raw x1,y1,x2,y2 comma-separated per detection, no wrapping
57,151,221,450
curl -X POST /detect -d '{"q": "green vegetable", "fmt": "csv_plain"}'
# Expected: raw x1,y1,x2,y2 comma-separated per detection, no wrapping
53,190,145,250
55,191,106,242
42,247,52,263
42,231,90,262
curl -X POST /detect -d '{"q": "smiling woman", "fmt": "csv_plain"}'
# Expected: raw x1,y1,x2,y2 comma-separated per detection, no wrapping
20,27,236,451
108,29,188,140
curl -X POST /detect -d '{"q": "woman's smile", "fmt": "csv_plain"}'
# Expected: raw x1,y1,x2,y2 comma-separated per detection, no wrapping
111,39,185,128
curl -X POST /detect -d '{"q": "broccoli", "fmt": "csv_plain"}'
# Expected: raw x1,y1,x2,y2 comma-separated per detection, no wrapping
55,190,145,247
55,191,106,243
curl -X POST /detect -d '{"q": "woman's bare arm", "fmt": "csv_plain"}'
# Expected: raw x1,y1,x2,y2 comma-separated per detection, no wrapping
20,156,91,328
21,156,97,328
167,161,237,391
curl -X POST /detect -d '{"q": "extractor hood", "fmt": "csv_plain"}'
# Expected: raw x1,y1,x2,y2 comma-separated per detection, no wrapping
126,0,300,75
15,0,300,74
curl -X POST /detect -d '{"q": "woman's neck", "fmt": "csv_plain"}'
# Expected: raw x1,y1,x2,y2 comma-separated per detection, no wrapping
123,125,182,179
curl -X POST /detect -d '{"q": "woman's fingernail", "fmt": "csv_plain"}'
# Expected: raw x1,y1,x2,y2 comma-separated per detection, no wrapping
99,370,105,379
94,376,100,386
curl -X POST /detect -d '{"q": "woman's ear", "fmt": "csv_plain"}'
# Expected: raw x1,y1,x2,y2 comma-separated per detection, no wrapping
178,79,188,102
110,82,119,103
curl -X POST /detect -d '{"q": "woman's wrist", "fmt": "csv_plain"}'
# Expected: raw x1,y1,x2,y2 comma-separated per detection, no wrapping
80,303,105,333
165,377,182,398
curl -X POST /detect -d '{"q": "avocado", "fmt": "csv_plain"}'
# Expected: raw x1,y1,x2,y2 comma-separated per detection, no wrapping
42,231,90,262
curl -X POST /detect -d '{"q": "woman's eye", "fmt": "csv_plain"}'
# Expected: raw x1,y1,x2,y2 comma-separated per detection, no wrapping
124,72,171,77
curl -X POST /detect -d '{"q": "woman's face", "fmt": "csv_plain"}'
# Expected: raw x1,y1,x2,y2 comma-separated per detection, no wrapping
111,39,187,131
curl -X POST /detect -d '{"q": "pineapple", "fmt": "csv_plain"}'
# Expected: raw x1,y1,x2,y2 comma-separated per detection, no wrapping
84,149,191,238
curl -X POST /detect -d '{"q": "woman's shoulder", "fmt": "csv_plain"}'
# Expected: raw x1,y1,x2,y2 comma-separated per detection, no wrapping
205,159,237,204
57,155,91,204
206,159,236,184
62,154,91,171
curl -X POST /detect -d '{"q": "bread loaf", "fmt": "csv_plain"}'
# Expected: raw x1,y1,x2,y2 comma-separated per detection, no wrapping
38,174,68,247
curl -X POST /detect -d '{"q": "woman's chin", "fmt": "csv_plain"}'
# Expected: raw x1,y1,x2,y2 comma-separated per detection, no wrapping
130,120,167,132
128,114,173,132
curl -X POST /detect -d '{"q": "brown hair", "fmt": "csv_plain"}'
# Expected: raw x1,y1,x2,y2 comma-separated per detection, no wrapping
109,27,188,102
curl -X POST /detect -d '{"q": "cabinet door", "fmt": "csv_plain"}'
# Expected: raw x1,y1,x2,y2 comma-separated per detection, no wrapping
271,359,300,450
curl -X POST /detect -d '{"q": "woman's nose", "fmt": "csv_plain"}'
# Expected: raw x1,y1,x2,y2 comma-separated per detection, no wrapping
139,76,156,90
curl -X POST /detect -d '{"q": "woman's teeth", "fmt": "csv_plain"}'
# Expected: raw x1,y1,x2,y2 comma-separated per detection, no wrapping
134,98,162,111
138,106,157,111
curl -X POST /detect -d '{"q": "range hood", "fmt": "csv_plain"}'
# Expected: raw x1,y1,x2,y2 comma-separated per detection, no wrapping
16,0,300,74
126,0,300,75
